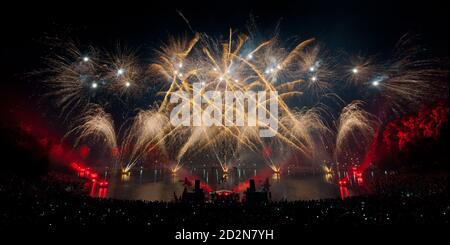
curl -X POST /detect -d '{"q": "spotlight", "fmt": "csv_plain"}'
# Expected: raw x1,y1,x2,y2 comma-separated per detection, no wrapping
91,82,98,88
352,68,358,74
117,69,124,76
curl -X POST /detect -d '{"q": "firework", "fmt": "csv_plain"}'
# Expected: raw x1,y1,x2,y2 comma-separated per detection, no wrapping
343,54,380,87
43,43,99,119
65,105,117,154
334,101,379,163
44,27,447,175
120,109,170,172
376,37,448,114
43,43,145,119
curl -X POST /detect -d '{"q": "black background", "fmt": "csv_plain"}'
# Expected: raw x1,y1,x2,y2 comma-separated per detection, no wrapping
1,0,448,82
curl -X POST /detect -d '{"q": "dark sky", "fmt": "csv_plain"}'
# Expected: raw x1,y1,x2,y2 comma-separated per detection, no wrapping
1,0,448,118
2,0,448,73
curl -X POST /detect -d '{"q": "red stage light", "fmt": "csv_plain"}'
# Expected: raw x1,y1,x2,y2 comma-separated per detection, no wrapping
338,177,348,186
99,181,109,187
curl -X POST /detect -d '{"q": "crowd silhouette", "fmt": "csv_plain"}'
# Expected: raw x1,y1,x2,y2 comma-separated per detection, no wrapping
1,171,448,226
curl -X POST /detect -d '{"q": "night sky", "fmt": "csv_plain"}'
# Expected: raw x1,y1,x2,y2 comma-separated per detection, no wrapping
1,0,448,126
2,1,448,75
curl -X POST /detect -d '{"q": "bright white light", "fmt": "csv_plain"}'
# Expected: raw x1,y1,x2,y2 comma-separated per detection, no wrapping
178,63,183,68
83,56,89,62
265,69,270,74
178,73,183,78
276,64,282,70
91,82,98,88
247,54,253,60
219,76,224,81
311,76,317,82
234,79,239,83
352,68,358,74
309,67,315,72
370,75,387,87
125,82,131,87
213,67,218,71
117,69,124,76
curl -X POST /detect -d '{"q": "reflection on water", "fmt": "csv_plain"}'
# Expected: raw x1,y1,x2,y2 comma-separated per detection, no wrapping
88,167,367,201
339,186,349,200
98,187,108,198
324,173,333,183
272,173,281,182
121,172,131,182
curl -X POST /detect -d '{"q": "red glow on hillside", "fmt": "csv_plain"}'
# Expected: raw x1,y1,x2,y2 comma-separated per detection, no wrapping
79,145,90,158
383,101,448,151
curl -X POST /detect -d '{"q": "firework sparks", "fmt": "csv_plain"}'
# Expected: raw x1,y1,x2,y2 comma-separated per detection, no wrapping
43,27,447,175
334,101,379,163
65,105,117,154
